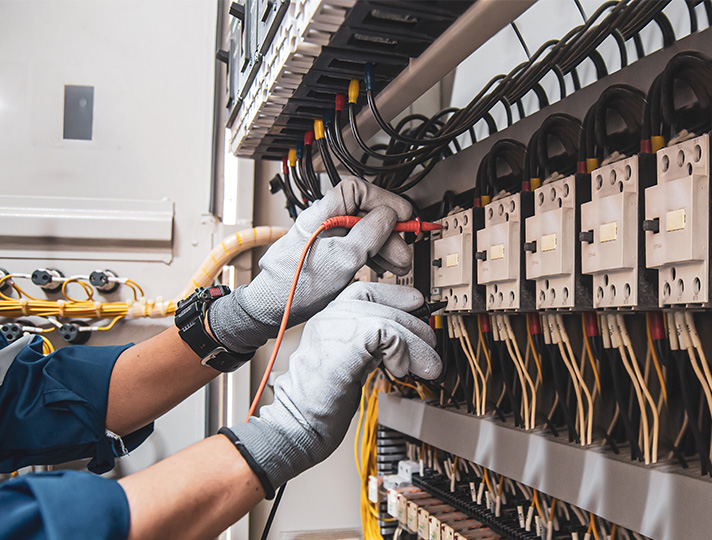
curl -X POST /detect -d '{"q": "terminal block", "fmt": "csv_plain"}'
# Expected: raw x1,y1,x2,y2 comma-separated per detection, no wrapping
525,175,591,310
580,155,657,309
430,208,484,312
644,134,711,307
476,193,535,311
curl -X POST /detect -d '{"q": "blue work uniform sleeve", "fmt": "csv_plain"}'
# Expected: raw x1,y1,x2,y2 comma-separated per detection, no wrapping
0,334,153,474
0,470,130,540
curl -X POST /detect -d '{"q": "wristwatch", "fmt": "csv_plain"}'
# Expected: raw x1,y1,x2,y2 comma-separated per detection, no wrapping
175,286,253,372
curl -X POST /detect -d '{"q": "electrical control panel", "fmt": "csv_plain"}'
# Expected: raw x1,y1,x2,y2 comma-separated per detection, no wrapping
525,175,591,310
476,193,535,311
580,155,657,309
430,209,484,312
644,134,711,307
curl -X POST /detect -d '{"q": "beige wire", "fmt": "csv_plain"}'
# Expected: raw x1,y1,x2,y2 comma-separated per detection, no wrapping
558,314,594,445
497,314,532,429
505,314,537,429
458,316,487,415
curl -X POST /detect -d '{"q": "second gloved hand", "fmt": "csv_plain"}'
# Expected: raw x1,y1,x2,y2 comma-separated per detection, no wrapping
223,282,441,495
208,177,413,355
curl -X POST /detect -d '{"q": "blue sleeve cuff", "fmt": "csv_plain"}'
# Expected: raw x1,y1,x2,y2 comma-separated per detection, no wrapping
0,470,130,540
0,338,154,474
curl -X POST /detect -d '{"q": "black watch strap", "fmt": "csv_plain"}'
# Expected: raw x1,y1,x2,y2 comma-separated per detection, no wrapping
175,287,253,372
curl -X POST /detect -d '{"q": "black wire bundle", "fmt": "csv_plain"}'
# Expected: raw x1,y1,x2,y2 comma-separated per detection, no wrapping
526,113,583,184
324,0,675,194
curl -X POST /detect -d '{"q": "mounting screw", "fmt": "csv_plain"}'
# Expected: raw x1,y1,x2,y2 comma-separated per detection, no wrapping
475,251,487,261
523,241,537,253
642,218,660,234
432,258,442,268
579,230,594,243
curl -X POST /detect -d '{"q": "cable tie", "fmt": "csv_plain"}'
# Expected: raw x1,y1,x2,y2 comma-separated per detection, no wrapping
94,301,103,318
56,299,67,317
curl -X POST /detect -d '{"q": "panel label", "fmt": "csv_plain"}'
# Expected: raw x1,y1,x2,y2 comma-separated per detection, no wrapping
491,244,505,260
666,208,687,231
599,221,618,243
446,253,460,267
541,233,557,252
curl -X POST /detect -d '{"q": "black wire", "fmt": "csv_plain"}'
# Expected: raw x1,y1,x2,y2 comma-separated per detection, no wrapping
260,484,286,540
316,138,341,187
511,22,531,58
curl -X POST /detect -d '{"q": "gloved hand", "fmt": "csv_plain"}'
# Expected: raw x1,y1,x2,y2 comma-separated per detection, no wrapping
208,176,413,355
222,282,441,495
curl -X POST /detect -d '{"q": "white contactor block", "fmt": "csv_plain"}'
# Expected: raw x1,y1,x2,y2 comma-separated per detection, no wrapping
645,134,710,306
431,209,474,312
476,193,535,311
581,155,656,308
525,175,583,309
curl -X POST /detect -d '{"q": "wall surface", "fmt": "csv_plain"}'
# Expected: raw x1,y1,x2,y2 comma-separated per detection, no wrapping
0,0,221,474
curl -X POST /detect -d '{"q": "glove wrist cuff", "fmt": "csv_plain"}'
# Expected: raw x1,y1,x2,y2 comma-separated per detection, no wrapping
207,286,274,354
218,427,276,499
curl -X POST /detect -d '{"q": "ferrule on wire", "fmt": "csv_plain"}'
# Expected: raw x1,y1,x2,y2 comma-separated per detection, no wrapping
348,79,359,104
288,149,297,167
313,120,325,140
304,131,314,146
335,94,346,112
364,63,375,91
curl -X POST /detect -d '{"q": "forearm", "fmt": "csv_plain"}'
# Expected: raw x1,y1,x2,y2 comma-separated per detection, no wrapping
119,435,265,540
106,326,218,435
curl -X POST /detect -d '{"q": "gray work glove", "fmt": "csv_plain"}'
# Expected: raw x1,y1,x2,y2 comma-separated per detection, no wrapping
208,176,413,355
223,282,441,495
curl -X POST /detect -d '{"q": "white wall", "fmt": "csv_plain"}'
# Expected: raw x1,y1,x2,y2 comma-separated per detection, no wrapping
0,0,221,474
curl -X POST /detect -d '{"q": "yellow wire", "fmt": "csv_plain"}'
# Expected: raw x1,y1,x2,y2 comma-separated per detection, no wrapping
96,316,124,331
478,316,493,375
61,278,94,302
532,489,543,518
40,335,54,354
590,514,600,540
646,313,668,406
581,314,602,394
497,475,504,497
610,524,617,540
548,498,556,521
483,469,493,495
125,279,144,300
526,316,543,382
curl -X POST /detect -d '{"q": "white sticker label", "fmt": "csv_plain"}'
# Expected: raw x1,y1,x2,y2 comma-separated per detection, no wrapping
420,459,425,477
398,495,408,524
491,244,505,260
666,208,686,231
477,481,485,505
541,233,558,252
469,482,477,502
485,492,492,511
446,253,460,267
495,495,501,517
599,221,618,243
430,517,442,540
407,501,419,532
368,476,379,504
571,532,580,540
517,505,525,528
535,516,544,537
387,490,398,517
418,510,430,539
525,506,534,531
450,472,456,493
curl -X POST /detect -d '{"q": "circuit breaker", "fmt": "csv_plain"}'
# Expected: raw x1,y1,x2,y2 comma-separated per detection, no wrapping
644,134,711,307
580,155,657,309
476,193,535,311
430,209,484,312
524,175,590,310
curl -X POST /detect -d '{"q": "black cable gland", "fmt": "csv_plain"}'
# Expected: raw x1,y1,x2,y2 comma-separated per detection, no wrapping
642,218,660,233
1,323,23,343
579,230,594,243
